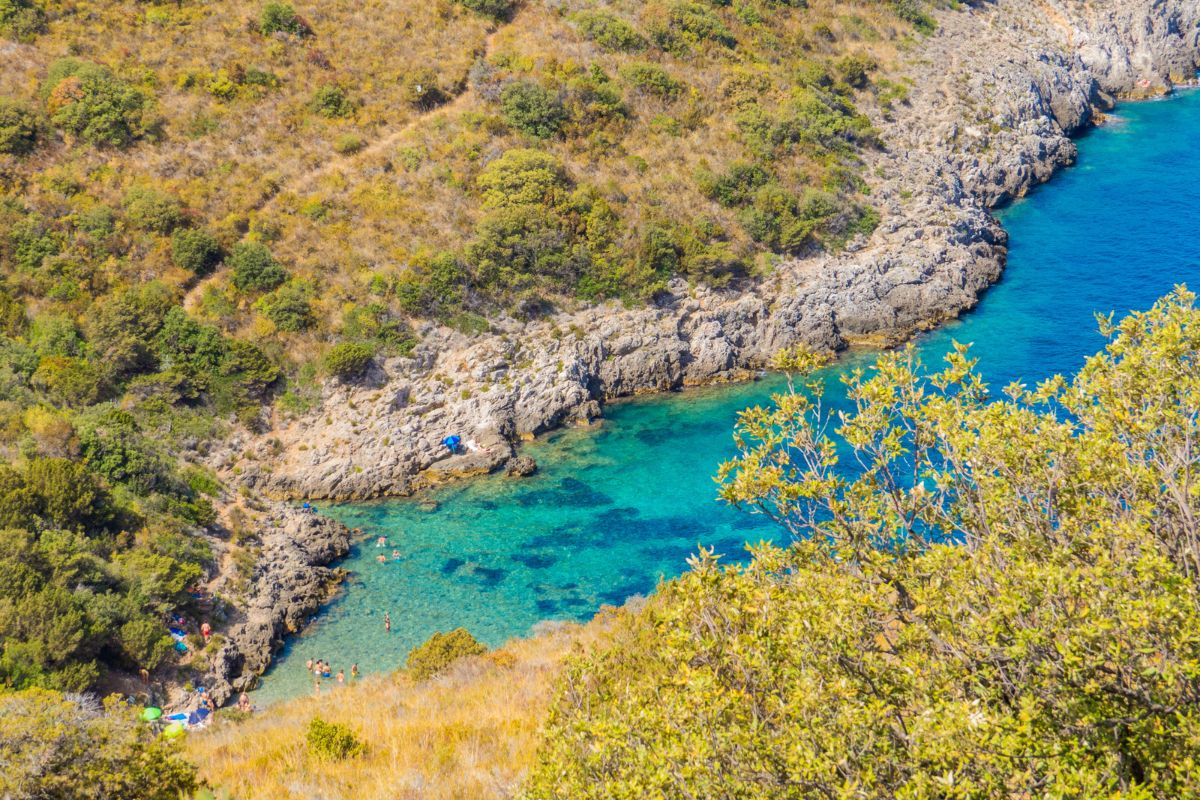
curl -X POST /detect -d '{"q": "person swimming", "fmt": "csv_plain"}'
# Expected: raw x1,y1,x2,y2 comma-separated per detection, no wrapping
376,554,387,564
384,612,391,633
376,536,387,547
392,549,400,560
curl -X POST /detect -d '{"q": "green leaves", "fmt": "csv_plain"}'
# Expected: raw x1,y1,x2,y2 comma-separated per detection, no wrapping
527,289,1200,798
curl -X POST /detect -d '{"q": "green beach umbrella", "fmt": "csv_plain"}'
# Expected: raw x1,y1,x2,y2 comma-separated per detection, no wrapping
162,722,185,739
140,706,162,722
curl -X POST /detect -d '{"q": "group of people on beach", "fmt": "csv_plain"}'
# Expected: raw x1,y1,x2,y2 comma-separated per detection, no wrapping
307,657,360,694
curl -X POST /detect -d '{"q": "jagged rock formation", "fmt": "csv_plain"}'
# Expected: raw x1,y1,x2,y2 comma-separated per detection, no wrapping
222,0,1198,502
203,507,350,705
203,0,1200,701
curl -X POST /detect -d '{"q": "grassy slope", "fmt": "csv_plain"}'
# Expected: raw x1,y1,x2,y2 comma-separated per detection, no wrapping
186,615,621,799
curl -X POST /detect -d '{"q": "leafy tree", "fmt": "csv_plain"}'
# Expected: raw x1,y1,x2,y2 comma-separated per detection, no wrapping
500,82,566,139
618,62,682,100
0,99,40,155
42,59,150,147
228,241,287,293
322,341,374,379
24,456,113,531
406,628,486,680
476,148,570,209
525,289,1200,799
0,689,198,798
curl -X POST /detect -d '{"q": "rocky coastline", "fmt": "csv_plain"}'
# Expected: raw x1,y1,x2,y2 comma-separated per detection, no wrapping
203,0,1200,701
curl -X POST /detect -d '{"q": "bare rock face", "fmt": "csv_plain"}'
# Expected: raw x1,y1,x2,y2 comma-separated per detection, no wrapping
215,0,1200,503
203,507,351,705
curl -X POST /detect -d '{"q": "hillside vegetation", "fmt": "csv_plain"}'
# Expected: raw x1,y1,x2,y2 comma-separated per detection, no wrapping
179,289,1200,798
0,0,934,698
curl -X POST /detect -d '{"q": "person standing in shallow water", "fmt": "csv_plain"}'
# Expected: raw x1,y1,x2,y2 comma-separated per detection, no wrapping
336,669,345,684
384,612,391,633
351,663,359,680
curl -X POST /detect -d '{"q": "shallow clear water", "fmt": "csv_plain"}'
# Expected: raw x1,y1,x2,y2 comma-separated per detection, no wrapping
254,90,1200,703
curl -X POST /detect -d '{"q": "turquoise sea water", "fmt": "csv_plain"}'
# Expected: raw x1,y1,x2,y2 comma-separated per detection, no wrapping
253,90,1200,703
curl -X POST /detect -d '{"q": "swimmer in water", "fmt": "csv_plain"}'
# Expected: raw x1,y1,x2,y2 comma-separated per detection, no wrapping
392,549,400,560
384,612,391,633
376,536,387,547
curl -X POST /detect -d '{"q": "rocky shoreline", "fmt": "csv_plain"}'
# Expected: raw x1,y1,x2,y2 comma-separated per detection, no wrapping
203,0,1200,700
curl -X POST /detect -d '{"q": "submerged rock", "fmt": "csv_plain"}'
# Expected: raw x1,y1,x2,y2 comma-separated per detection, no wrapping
506,455,538,477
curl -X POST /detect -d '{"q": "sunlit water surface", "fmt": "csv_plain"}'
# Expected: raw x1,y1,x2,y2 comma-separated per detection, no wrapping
254,90,1200,702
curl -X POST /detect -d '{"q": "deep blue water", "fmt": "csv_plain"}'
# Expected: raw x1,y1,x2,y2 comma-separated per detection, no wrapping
253,90,1200,702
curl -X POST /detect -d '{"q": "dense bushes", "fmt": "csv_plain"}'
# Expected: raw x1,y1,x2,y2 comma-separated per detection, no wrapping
0,0,45,41
322,341,373,379
306,717,365,760
171,228,223,274
260,2,311,37
0,99,39,155
255,282,314,332
618,62,682,99
0,690,198,798
406,628,486,680
42,59,150,147
229,241,287,292
454,0,514,21
124,187,185,234
574,11,647,52
500,82,566,139
308,84,354,118
526,291,1200,799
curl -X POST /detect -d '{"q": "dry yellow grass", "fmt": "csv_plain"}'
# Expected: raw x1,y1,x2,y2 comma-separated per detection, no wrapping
186,614,623,799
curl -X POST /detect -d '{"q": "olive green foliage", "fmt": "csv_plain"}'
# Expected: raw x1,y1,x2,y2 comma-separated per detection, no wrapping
574,11,648,52
255,282,314,332
260,2,311,37
42,59,150,147
454,0,514,21
306,717,365,760
526,290,1200,798
308,84,354,119
124,187,186,234
618,62,682,99
171,228,223,275
0,689,198,799
0,0,45,41
229,241,287,293
406,628,486,680
500,82,566,139
0,99,39,156
322,341,374,379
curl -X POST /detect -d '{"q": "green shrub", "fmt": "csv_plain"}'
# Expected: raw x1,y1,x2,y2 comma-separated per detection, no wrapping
124,187,186,234
394,252,467,318
659,2,736,52
405,628,486,680
454,0,514,21
403,67,446,109
892,0,935,33
835,54,876,89
322,341,374,379
500,81,566,139
308,84,353,119
42,59,150,147
333,133,365,154
229,241,287,293
171,228,223,274
31,355,108,407
0,99,39,155
260,2,311,36
0,690,198,797
618,62,683,100
255,282,313,331
305,718,365,761
475,148,569,208
0,0,46,41
574,11,647,52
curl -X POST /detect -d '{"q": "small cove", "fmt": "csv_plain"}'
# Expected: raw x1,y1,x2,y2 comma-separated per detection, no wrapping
253,89,1200,703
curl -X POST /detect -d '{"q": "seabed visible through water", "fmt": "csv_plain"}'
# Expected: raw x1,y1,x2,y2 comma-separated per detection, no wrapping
253,88,1200,703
